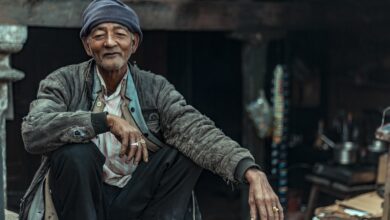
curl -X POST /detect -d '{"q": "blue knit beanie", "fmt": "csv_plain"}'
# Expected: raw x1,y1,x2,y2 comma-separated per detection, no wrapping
80,0,143,41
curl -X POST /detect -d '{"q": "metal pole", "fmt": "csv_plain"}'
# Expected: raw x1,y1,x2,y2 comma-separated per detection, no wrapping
0,83,7,220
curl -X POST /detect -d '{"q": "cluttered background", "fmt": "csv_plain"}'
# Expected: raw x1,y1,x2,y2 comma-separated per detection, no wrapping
1,0,390,219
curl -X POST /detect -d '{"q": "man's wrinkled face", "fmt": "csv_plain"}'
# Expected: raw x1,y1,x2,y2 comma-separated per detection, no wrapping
83,23,137,72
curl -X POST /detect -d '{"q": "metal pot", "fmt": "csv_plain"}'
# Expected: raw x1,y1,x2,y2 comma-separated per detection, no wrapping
368,140,387,153
319,135,359,165
333,142,359,165
366,140,387,164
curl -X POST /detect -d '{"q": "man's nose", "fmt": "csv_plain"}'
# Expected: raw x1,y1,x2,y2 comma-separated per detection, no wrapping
104,33,117,47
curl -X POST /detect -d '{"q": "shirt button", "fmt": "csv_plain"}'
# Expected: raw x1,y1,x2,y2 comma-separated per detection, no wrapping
130,107,135,112
97,101,102,107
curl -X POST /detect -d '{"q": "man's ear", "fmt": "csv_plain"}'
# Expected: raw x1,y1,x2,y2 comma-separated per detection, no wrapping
82,37,92,56
131,33,140,53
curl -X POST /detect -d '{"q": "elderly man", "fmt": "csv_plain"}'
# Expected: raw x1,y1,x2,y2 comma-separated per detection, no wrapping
20,0,283,219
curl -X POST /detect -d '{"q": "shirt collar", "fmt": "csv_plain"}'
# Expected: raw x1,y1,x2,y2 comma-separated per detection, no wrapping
95,66,128,99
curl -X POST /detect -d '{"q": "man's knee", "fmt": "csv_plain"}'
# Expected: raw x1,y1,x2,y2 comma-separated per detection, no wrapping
50,142,105,174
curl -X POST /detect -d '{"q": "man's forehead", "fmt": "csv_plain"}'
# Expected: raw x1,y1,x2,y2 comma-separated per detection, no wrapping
91,23,130,32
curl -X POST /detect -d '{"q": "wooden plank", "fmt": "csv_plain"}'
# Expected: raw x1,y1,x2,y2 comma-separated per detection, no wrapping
1,0,390,30
0,1,291,30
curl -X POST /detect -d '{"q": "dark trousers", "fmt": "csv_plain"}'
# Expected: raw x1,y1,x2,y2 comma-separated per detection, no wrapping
49,142,202,220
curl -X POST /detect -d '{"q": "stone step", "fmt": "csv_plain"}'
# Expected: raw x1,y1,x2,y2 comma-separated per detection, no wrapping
5,209,18,220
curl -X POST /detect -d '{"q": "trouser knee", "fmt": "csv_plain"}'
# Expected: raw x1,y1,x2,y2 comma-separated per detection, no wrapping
50,142,105,177
49,143,107,220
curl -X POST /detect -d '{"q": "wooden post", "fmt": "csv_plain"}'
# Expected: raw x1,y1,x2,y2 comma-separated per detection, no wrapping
233,30,285,157
235,31,285,219
238,32,268,220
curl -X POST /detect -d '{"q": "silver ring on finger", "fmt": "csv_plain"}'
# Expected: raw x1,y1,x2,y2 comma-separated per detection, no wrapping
130,142,140,147
139,139,146,144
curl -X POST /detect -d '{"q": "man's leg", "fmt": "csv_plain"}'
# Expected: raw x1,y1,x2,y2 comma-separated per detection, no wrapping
108,147,202,220
49,142,106,220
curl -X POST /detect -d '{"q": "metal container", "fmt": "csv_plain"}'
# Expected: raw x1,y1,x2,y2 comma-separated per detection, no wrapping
366,140,387,164
333,142,359,165
368,140,387,153
375,106,390,142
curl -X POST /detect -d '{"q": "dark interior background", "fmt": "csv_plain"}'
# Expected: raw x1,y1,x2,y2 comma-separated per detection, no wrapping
7,26,390,219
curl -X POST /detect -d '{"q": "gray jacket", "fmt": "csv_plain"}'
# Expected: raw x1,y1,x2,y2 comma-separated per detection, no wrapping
20,60,256,219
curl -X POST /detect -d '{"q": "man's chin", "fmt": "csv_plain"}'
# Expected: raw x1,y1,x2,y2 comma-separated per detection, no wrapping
99,62,126,72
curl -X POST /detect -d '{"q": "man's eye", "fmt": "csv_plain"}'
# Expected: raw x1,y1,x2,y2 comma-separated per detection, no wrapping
116,32,127,37
92,33,105,39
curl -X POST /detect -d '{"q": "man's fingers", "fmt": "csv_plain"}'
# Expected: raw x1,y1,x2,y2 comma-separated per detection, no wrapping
261,177,283,220
142,140,148,162
261,195,276,220
277,203,284,220
134,140,142,165
274,210,280,220
248,192,257,220
127,135,137,163
264,200,274,220
257,201,268,220
120,135,129,157
127,145,137,163
271,201,280,220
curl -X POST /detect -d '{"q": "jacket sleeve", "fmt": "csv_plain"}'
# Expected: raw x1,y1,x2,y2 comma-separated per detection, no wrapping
155,75,255,182
21,72,108,155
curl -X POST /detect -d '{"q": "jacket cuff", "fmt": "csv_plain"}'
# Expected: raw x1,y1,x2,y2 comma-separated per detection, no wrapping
91,112,109,135
234,158,261,183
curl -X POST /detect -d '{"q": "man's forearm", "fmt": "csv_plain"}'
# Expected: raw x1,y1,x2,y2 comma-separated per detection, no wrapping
22,111,107,154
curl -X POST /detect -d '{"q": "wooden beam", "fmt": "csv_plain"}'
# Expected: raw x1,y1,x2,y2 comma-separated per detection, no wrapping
240,37,268,220
1,0,390,31
0,1,290,30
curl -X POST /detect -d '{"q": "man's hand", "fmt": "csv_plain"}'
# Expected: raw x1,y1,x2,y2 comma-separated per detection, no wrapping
106,114,148,165
245,168,284,220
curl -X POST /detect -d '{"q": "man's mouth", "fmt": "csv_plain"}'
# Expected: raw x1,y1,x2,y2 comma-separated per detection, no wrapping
103,52,120,58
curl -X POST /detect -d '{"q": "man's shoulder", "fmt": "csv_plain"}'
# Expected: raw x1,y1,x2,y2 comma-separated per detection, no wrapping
48,60,90,78
131,64,168,85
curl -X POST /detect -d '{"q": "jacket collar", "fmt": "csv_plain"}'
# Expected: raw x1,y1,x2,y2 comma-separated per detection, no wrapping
92,64,102,101
83,59,95,106
85,60,139,102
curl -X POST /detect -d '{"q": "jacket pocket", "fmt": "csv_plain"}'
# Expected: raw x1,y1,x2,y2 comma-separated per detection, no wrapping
143,109,161,135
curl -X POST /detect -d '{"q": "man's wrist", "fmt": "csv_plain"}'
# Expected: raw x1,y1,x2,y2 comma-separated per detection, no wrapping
234,158,261,183
245,168,266,184
106,113,113,128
